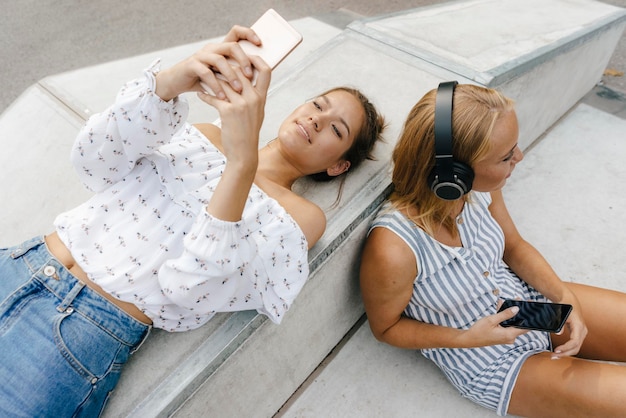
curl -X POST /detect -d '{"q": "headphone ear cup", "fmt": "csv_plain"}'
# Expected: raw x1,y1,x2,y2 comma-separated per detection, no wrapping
430,161,474,200
452,161,474,193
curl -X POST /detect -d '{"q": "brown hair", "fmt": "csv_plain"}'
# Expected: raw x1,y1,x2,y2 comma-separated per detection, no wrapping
390,84,514,237
306,86,386,208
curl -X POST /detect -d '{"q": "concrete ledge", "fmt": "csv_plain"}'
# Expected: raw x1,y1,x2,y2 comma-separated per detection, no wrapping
349,0,626,150
0,85,91,241
128,311,262,416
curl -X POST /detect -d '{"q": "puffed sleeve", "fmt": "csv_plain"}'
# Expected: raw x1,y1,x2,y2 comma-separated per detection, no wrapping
70,60,189,192
157,197,310,324
157,211,259,309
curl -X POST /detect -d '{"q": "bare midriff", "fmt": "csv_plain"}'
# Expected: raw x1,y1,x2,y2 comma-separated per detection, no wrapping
45,232,153,326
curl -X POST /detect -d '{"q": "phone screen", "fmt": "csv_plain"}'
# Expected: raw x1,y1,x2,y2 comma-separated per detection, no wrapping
498,300,572,333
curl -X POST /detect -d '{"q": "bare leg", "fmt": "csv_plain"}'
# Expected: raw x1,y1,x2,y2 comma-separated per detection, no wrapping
508,352,626,417
508,283,626,417
553,282,626,361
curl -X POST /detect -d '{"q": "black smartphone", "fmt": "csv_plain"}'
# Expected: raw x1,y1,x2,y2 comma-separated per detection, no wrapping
498,300,572,333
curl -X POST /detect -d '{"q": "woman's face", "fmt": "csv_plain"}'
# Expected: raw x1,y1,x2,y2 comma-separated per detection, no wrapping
472,110,523,192
277,90,364,176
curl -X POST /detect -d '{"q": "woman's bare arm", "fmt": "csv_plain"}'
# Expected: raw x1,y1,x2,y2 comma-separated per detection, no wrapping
489,189,587,356
360,226,525,349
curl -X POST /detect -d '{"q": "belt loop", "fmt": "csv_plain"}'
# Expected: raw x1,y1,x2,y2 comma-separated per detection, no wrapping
10,236,45,259
130,326,152,354
57,281,86,313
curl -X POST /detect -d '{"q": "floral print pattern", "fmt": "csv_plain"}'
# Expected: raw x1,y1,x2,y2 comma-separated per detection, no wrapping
54,61,309,331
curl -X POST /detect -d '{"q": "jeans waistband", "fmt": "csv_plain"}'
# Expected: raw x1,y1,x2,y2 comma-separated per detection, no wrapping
10,236,151,349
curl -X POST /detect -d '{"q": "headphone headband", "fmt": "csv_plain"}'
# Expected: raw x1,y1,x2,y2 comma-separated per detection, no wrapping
433,81,457,181
429,81,474,200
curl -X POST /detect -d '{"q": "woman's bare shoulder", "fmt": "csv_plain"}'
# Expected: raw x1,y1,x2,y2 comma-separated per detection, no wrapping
281,192,326,249
362,226,417,287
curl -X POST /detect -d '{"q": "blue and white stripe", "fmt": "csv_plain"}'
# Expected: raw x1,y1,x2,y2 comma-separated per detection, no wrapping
371,192,550,416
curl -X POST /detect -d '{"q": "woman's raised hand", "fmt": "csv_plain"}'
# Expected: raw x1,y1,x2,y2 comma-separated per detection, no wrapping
200,54,271,167
154,24,271,222
200,53,271,222
155,25,262,102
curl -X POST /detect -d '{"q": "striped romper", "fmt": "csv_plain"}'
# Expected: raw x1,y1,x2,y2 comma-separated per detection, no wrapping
370,191,551,415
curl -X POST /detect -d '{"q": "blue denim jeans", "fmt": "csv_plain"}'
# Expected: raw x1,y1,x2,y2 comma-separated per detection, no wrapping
0,236,151,417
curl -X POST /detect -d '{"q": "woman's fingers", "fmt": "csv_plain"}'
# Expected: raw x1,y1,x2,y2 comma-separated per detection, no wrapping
248,55,271,92
196,42,265,96
156,25,264,101
190,58,226,100
185,24,266,99
552,315,587,358
223,25,261,46
221,44,255,80
198,66,252,108
199,54,270,102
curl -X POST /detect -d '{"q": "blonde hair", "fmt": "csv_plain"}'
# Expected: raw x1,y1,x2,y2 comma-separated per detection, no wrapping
390,84,515,237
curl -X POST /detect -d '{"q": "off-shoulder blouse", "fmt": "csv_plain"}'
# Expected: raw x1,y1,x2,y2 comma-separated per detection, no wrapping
54,61,309,331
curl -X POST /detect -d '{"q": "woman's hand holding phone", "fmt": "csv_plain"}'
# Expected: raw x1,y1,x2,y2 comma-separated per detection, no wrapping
201,52,270,222
199,9,302,98
457,307,529,348
155,10,301,102
496,298,588,358
155,26,261,102
205,53,270,165
551,301,588,358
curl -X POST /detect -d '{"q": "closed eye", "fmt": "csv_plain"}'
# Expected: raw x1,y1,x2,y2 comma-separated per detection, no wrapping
502,145,518,162
332,124,342,138
503,148,517,162
313,96,350,139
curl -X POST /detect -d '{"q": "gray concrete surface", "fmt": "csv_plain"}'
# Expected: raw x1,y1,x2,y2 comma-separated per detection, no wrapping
0,2,625,417
1,0,626,116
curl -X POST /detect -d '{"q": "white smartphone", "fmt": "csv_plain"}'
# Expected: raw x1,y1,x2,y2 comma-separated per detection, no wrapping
201,9,302,94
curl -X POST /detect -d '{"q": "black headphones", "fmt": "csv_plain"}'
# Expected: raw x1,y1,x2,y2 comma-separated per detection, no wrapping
428,81,474,200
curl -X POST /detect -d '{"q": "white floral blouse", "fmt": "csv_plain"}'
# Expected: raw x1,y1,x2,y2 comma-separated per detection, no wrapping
54,61,309,331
